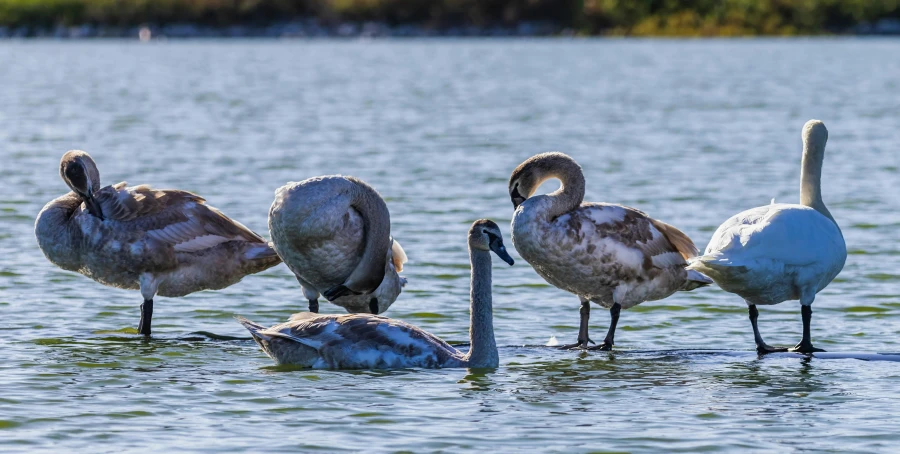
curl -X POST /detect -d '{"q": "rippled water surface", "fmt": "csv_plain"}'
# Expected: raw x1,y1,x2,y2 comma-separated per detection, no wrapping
2,39,900,452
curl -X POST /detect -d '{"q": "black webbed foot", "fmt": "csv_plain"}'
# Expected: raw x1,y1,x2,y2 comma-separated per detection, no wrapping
587,341,613,351
756,343,789,355
789,340,825,354
557,337,594,350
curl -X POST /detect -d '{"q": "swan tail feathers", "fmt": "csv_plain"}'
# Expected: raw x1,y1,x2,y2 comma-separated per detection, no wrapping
243,242,282,269
687,253,751,286
390,238,408,272
681,269,714,291
236,316,270,341
651,219,700,259
244,242,280,260
236,316,283,361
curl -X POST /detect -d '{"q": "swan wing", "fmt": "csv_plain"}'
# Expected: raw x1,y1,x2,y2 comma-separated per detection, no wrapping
95,182,266,253
703,204,843,267
266,314,459,368
553,203,694,272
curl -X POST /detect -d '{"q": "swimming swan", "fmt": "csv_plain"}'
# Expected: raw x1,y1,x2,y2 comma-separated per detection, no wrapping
509,152,712,350
268,175,408,315
238,219,514,369
688,120,846,354
35,150,281,335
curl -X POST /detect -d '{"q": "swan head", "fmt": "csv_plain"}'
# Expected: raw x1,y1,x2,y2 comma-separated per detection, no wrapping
802,119,828,157
508,152,578,209
469,219,514,266
60,150,104,219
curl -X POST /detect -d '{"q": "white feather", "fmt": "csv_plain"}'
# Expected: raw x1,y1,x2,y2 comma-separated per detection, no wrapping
173,234,237,253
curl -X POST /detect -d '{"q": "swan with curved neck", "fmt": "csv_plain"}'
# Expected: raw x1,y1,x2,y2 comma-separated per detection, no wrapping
689,120,846,354
35,150,281,335
269,176,408,315
509,152,712,350
239,219,514,369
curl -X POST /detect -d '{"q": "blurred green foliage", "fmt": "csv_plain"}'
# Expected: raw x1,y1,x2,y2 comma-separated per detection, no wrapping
1,0,899,35
583,0,900,36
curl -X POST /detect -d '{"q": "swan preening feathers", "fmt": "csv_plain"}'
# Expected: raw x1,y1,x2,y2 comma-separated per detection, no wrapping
268,175,408,315
509,152,712,350
689,120,846,353
35,150,282,335
36,119,850,366
239,220,514,369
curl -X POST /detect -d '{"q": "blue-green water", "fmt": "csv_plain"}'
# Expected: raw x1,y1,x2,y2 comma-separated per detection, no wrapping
1,39,899,452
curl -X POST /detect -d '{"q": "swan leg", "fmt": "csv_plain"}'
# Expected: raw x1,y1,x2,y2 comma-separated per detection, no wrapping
558,299,594,349
138,299,153,336
749,304,787,354
789,305,825,353
138,274,159,337
588,303,620,351
301,284,321,313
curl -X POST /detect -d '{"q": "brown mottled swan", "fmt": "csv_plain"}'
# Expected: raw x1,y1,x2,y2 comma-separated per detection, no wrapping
35,150,281,335
508,152,711,350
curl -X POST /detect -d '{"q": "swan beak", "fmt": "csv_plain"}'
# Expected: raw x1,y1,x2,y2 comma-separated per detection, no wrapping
83,193,105,220
510,187,525,209
490,240,515,266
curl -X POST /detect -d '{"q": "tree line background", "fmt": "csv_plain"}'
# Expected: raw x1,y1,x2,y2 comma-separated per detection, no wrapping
2,0,900,35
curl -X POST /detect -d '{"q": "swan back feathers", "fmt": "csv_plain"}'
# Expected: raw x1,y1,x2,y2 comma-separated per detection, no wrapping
239,314,460,369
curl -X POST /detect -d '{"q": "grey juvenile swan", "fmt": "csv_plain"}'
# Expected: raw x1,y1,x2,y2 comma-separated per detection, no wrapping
689,120,846,354
509,152,712,350
238,219,514,369
35,150,281,335
268,175,408,315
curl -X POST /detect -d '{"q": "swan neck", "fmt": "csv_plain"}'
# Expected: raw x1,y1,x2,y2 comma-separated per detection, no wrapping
39,192,82,227
800,138,834,223
545,160,585,219
343,180,392,293
35,192,82,265
464,248,497,368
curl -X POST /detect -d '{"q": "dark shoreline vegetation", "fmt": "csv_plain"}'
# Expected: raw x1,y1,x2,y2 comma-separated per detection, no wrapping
1,0,900,38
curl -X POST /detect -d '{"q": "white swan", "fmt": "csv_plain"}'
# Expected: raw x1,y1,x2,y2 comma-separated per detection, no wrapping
509,152,712,350
268,176,408,314
35,150,281,335
689,120,846,353
238,219,514,369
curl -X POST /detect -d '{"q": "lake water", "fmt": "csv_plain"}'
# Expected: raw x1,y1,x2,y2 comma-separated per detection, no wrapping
1,39,899,452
